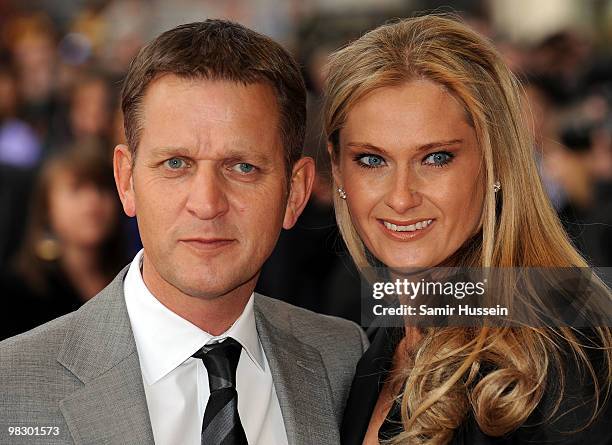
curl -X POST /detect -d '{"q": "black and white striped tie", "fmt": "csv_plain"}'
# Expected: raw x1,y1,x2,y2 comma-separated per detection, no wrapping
193,338,248,445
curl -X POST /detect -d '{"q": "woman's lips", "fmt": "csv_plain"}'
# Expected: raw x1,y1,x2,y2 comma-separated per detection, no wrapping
377,218,435,241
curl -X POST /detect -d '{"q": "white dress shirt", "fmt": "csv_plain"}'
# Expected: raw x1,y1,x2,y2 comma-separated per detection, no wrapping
124,250,288,445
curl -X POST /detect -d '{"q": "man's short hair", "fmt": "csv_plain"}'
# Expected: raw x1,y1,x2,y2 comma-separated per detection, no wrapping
121,20,306,175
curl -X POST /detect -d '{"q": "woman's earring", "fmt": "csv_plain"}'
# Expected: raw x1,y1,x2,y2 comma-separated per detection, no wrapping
493,181,501,193
337,187,347,200
36,232,62,261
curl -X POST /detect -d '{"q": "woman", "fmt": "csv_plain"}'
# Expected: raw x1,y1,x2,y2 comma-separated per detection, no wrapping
324,15,611,444
0,146,127,340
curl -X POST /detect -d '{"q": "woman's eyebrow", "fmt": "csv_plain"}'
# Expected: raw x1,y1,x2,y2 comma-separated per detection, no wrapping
346,142,388,155
346,139,463,154
417,139,463,151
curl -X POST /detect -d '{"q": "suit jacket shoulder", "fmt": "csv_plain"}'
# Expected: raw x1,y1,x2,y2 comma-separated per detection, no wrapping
0,311,79,443
254,293,368,351
254,293,368,393
253,293,368,445
0,265,154,444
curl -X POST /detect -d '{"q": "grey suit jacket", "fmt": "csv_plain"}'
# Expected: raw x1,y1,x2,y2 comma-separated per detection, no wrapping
0,266,368,444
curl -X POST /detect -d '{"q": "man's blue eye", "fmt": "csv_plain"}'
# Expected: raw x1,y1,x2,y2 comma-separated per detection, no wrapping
232,163,255,174
423,151,454,167
357,155,385,168
165,158,185,169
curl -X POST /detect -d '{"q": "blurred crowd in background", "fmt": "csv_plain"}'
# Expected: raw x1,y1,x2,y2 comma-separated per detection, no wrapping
1,0,612,339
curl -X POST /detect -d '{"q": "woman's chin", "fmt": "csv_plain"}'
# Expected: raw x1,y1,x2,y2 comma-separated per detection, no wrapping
380,256,437,271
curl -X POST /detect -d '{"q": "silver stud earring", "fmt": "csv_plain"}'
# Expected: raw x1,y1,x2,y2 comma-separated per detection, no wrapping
493,181,501,193
337,187,347,200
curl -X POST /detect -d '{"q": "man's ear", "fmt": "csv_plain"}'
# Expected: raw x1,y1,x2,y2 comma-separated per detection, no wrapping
327,142,342,188
283,156,315,229
113,144,136,217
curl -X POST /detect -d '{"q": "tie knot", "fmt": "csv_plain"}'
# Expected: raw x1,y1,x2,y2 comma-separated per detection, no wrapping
192,337,242,392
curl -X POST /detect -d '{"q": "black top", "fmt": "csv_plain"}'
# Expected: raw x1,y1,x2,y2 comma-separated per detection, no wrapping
341,325,612,444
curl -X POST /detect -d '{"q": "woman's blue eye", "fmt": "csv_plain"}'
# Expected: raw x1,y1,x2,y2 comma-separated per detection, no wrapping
357,154,386,168
165,158,186,169
232,163,255,174
423,151,454,167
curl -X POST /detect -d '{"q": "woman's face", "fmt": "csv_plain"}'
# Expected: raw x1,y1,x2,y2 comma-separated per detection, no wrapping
48,168,118,248
332,80,485,269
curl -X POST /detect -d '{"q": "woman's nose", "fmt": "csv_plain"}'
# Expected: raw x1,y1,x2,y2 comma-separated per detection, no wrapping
383,169,423,214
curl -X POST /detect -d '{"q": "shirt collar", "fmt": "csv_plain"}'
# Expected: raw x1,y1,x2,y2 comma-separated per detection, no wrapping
124,249,265,385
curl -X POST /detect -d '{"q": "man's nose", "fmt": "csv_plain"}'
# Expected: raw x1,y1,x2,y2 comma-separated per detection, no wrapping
185,166,230,220
383,168,423,214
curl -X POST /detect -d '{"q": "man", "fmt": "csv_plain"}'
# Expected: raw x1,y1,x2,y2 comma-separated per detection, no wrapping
0,20,367,445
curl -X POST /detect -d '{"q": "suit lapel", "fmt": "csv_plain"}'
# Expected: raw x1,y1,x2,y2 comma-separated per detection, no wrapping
253,294,338,445
57,266,154,444
59,352,154,444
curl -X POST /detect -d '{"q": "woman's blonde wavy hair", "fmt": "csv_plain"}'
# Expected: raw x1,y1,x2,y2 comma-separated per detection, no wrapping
323,14,612,444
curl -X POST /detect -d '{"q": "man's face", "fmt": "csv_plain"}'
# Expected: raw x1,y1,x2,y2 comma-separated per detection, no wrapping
117,75,298,299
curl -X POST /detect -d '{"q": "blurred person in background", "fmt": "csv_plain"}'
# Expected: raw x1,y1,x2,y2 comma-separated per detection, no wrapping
527,31,593,106
522,79,570,211
51,71,115,151
0,147,126,340
0,65,42,168
5,13,61,148
70,74,112,141
520,29,612,269
524,80,612,268
583,117,612,266
0,63,42,272
557,107,612,268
